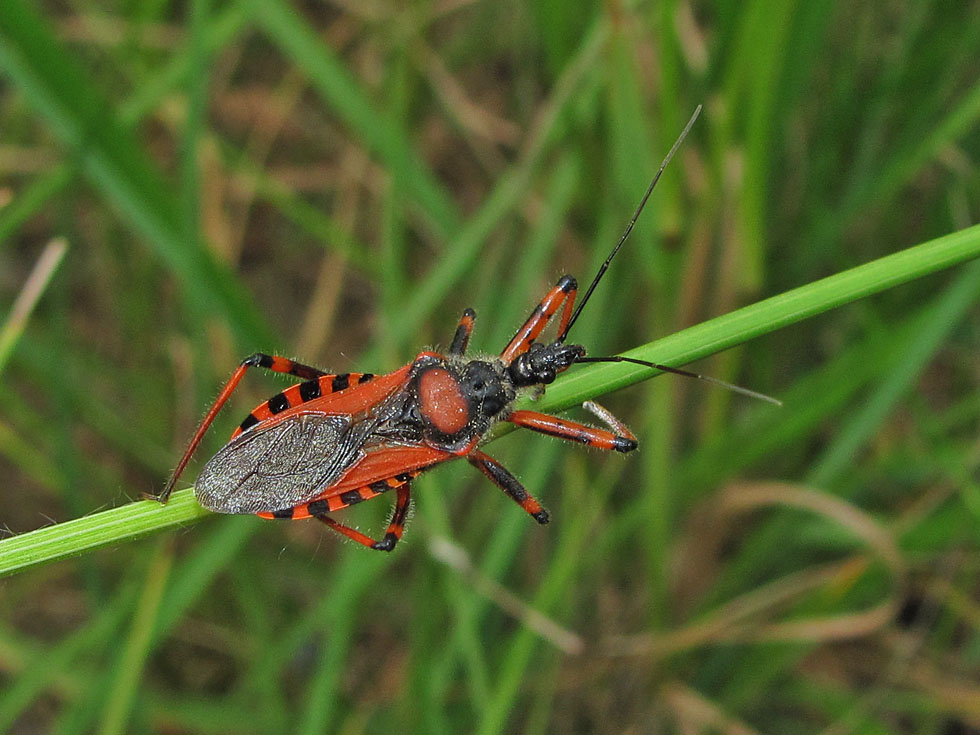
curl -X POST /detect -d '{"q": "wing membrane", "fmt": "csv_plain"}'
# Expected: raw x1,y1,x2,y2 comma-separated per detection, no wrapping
195,412,370,514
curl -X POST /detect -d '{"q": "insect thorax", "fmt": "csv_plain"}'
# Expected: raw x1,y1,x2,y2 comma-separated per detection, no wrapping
388,353,515,452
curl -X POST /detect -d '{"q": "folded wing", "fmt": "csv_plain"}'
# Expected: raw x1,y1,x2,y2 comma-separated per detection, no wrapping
195,412,371,514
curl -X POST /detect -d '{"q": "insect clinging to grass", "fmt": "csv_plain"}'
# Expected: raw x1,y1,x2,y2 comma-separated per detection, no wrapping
152,105,777,551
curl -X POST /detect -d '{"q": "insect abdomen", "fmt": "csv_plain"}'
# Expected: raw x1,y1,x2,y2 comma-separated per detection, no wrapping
232,372,378,438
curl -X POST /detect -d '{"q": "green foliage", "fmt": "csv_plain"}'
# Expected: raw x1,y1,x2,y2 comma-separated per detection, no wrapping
2,0,980,732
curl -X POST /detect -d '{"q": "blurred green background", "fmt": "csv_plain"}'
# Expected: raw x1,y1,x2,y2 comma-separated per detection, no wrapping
2,0,980,732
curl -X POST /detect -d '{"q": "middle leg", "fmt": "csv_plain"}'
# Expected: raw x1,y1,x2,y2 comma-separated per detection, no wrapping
468,451,549,524
449,308,477,356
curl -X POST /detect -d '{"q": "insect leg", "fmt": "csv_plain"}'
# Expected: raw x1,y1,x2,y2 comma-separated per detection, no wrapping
449,308,476,356
154,352,328,503
581,400,638,442
315,483,412,552
242,352,329,381
499,276,578,362
506,406,637,453
468,451,549,524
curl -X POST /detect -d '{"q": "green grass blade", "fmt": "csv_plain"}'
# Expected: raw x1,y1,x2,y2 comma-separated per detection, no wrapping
97,541,173,735
0,585,134,730
0,223,977,577
0,491,207,578
365,19,608,357
808,258,980,485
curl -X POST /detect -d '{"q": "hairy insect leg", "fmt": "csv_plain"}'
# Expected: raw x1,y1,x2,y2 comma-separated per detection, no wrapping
499,276,578,362
449,308,476,356
468,451,549,524
154,352,328,503
507,404,637,453
581,401,638,443
315,484,412,552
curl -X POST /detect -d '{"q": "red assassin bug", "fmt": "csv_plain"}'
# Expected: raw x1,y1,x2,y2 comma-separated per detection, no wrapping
155,106,772,551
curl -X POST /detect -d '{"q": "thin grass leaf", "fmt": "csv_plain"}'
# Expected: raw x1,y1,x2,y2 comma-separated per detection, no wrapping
0,223,976,577
0,490,208,578
0,585,134,731
98,541,172,735
0,238,67,375
364,17,609,357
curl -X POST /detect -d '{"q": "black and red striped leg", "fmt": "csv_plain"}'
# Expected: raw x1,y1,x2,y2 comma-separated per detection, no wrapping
468,451,549,524
154,352,328,503
507,401,637,453
449,308,476,356
500,276,578,362
315,483,412,552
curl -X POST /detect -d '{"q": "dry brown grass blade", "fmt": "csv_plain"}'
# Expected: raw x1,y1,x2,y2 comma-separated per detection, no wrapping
0,238,67,374
604,481,906,659
427,534,585,654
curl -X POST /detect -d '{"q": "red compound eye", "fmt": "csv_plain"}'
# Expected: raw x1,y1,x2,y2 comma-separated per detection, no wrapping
418,367,469,435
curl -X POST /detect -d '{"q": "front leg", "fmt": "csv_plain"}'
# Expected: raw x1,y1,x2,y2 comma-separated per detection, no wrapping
507,401,637,453
499,276,578,362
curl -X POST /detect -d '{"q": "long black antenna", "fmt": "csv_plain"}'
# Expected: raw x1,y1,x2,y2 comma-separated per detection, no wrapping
575,355,782,406
557,104,702,343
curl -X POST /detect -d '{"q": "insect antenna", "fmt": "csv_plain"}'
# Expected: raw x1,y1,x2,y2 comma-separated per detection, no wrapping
575,355,782,406
554,104,779,407
557,104,702,344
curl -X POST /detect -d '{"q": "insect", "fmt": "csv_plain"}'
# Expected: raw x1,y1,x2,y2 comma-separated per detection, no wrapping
154,106,773,551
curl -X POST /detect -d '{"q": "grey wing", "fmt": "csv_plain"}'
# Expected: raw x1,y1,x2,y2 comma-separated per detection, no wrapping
194,412,369,514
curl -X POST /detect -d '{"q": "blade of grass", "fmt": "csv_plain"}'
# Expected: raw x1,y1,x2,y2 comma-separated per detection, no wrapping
734,0,800,290
474,459,594,735
0,223,978,576
0,167,73,247
421,441,564,717
0,583,135,731
295,554,387,735
0,490,208,578
179,0,210,246
708,255,980,609
407,159,582,718
809,76,980,258
366,17,609,356
0,238,67,374
0,3,249,252
809,258,980,486
98,540,173,735
678,321,911,494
